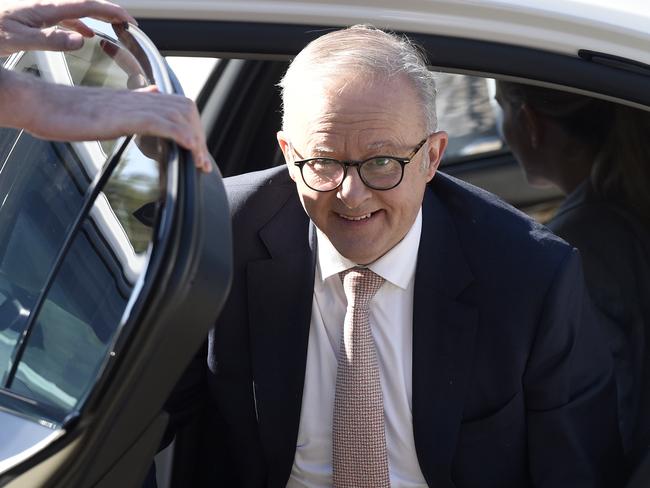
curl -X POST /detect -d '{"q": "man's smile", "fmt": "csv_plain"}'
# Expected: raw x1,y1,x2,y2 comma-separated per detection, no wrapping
335,210,382,223
337,211,374,221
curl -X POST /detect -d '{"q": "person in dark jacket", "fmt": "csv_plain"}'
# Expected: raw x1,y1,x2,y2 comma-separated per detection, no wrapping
496,80,650,471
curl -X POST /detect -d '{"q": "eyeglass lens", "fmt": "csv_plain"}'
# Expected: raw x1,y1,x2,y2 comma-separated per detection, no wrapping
302,157,403,191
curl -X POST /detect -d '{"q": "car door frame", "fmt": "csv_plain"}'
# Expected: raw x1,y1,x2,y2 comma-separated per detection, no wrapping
0,23,232,487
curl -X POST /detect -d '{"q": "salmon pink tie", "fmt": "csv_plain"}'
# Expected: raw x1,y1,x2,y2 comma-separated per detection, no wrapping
333,267,390,488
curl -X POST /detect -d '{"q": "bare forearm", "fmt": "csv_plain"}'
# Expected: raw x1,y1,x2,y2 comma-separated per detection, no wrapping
0,68,212,171
0,68,40,131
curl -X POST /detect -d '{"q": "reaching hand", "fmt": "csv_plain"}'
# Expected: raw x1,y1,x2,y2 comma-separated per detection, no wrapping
0,70,213,173
0,0,213,173
0,0,136,56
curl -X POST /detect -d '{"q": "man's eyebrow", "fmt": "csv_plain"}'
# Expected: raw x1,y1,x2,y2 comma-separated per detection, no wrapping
366,140,403,152
310,145,337,155
306,141,406,156
367,140,391,150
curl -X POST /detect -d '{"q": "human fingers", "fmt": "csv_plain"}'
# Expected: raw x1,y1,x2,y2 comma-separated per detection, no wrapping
184,102,212,173
25,82,212,173
174,100,212,173
143,114,213,174
136,85,160,94
31,0,137,27
176,105,213,174
58,19,95,38
9,24,86,53
133,87,212,173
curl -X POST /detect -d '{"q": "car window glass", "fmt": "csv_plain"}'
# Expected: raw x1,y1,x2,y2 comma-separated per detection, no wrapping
436,73,504,165
5,137,163,419
0,33,153,406
0,133,97,386
10,35,148,156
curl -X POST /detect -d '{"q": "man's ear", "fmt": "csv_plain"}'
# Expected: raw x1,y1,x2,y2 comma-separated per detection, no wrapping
277,130,297,182
425,131,448,181
521,104,543,150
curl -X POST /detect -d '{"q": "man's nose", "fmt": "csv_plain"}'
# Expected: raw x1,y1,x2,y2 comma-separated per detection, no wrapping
337,168,372,209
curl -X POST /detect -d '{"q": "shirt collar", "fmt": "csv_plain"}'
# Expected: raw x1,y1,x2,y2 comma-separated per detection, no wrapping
317,208,422,290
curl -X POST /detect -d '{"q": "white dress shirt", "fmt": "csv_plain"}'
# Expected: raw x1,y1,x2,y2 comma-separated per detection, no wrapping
287,209,428,488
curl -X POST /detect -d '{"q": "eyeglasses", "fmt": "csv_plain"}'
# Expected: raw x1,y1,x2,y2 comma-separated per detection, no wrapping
290,138,428,192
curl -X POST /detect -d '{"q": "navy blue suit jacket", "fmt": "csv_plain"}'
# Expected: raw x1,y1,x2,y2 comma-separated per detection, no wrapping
196,165,623,487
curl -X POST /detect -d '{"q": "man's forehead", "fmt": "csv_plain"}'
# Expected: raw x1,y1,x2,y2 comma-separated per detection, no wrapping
287,73,418,114
284,74,426,151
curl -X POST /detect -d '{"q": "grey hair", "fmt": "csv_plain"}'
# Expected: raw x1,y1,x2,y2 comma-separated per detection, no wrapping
278,25,438,133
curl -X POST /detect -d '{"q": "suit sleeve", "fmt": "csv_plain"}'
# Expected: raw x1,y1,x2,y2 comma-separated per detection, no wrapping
524,248,624,487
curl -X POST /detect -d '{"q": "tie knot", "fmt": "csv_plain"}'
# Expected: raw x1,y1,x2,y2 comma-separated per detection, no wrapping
340,267,385,309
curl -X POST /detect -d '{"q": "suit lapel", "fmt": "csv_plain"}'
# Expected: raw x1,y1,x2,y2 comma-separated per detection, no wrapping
412,188,478,487
247,192,316,485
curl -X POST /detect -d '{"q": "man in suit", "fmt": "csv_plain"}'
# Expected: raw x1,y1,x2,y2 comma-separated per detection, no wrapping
202,25,623,487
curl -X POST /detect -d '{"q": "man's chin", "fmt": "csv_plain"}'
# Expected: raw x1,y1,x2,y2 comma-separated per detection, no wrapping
334,243,384,266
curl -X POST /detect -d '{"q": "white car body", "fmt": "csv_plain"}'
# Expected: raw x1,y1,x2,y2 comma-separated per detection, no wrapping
119,0,650,64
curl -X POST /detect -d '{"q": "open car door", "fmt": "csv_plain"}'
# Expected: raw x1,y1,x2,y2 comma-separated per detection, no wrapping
0,20,231,487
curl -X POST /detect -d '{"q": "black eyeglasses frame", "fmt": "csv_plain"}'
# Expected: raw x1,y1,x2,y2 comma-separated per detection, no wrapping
290,137,429,192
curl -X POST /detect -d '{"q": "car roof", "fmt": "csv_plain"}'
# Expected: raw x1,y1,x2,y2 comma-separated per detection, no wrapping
120,0,650,64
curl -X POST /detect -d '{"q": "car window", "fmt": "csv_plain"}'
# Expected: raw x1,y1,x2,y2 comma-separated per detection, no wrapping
7,138,162,419
0,19,236,486
0,29,159,422
436,73,504,165
166,56,219,100
0,135,88,384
